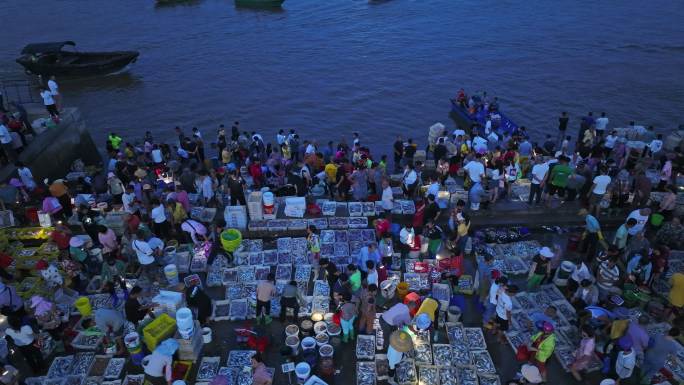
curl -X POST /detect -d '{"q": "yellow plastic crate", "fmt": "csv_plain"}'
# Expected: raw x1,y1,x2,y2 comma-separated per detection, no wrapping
143,313,177,351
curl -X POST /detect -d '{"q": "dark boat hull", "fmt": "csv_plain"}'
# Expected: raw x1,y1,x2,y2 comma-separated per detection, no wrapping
235,0,285,7
16,50,139,77
449,98,519,135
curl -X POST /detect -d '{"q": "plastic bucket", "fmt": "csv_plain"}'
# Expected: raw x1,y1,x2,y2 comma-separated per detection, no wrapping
558,261,575,280
263,192,275,215
396,282,409,300
381,279,397,299
300,319,313,337
286,335,300,355
285,324,300,338
301,337,316,353
220,229,242,253
323,313,334,323
319,343,334,358
295,362,311,382
125,332,141,351
326,323,341,348
315,333,329,346
202,327,212,344
651,213,664,227
163,246,177,265
75,297,92,316
313,321,327,335
176,307,194,331
164,264,179,286
447,305,461,323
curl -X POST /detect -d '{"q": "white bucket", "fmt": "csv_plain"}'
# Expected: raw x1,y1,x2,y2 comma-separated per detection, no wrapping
313,321,327,335
176,307,194,331
285,324,299,338
295,362,310,382
164,264,179,286
178,326,194,339
301,336,316,353
380,280,397,299
202,327,212,343
263,192,275,215
163,246,177,265
447,305,461,323
286,335,300,355
124,332,140,350
319,343,334,357
315,332,329,346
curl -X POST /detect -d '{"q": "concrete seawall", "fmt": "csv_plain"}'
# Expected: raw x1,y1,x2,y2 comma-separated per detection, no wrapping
0,107,102,182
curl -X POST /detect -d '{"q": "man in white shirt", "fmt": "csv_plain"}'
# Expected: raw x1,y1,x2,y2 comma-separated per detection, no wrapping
381,179,394,215
603,130,618,157
199,171,214,205
626,208,650,235
527,157,548,206
648,134,663,158
399,224,415,257
589,168,611,215
47,76,61,110
425,175,440,198
151,145,163,164
121,185,136,213
402,164,418,197
16,162,36,190
132,230,155,266
472,135,488,153
494,284,518,344
595,112,609,137
463,154,485,184
40,88,59,120
0,124,15,162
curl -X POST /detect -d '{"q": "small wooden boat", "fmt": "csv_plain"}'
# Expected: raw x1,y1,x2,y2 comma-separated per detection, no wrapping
235,0,285,7
16,41,139,77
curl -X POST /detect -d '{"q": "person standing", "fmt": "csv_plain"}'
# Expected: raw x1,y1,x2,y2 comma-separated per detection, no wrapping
527,247,553,291
256,273,275,325
570,325,596,381
615,336,636,384
225,170,246,205
595,112,609,138
0,123,15,164
15,162,36,191
381,179,394,218
589,167,611,217
528,157,548,206
340,293,357,342
47,76,62,111
40,87,59,121
558,111,569,144
279,281,303,322
493,284,517,344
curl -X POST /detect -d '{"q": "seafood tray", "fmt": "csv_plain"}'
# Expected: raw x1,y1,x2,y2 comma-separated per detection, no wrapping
44,379,65,385
502,257,528,274
320,243,334,257
262,250,278,266
212,299,232,321
445,322,465,343
322,201,338,216
123,374,144,385
375,354,390,380
229,299,248,320
49,356,75,378
242,283,258,299
478,374,501,385
432,344,452,366
361,229,376,242
276,264,293,280
298,296,313,317
554,347,576,371
293,252,310,265
388,270,402,282
88,355,111,377
404,273,421,291
206,270,223,287
190,256,208,273
540,284,565,302
405,259,419,273
512,292,537,313
227,350,255,367
431,283,451,303
321,230,336,244
233,252,249,266
277,252,292,265
71,352,95,375
238,266,256,283
470,350,495,374
349,242,363,258
104,358,126,379
457,366,479,385
297,281,309,296
362,202,376,216
71,332,103,350
308,218,328,230
348,229,364,242
25,378,45,385
510,312,530,330
356,361,376,385
102,382,121,385
277,237,292,252
63,375,84,385
226,284,243,299
396,359,417,385
449,343,471,366
236,370,253,385
348,202,364,216
505,330,531,352
313,280,330,297
266,220,288,232
312,296,330,314
556,326,580,345
295,265,312,282
439,368,458,385
249,252,263,266
348,217,369,228
255,266,271,281
197,356,221,381
248,220,268,231
328,217,349,229
84,377,102,385
333,242,350,257
356,334,376,360
288,219,308,231
418,365,440,385
413,343,433,365
334,230,349,243
275,280,288,295
553,300,577,322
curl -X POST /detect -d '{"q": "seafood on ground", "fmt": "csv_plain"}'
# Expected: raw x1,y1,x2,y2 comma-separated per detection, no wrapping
356,361,376,385
197,356,220,381
104,358,126,379
418,365,439,385
356,334,376,360
48,355,74,378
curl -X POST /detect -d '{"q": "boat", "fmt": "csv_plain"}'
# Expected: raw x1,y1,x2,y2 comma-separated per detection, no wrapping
16,41,139,77
449,97,518,135
235,0,285,7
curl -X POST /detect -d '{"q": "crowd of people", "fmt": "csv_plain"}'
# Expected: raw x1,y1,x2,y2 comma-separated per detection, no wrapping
0,87,680,385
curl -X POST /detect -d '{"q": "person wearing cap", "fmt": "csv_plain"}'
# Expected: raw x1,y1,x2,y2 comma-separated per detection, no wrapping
527,321,556,381
494,284,518,344
614,335,636,384
527,247,553,291
388,331,413,385
142,339,177,385
570,324,596,381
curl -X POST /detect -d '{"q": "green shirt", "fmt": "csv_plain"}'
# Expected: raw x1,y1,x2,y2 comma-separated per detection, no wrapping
349,271,362,292
550,164,572,187
70,246,88,263
531,332,556,362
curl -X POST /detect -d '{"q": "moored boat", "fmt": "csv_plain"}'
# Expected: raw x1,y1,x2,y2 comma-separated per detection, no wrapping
449,97,518,135
235,0,285,7
16,41,139,77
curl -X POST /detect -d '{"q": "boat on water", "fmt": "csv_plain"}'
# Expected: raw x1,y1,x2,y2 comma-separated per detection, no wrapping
16,41,139,77
235,0,285,7
449,97,518,135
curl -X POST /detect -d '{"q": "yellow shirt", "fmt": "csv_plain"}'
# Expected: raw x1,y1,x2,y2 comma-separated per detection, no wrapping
324,163,338,183
670,273,684,308
172,203,187,223
416,298,439,321
457,222,470,237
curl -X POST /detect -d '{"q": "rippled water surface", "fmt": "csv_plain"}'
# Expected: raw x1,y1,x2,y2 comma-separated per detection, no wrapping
3,0,684,155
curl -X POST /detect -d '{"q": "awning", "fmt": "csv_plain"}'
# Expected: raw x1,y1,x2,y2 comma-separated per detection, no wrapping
21,41,76,55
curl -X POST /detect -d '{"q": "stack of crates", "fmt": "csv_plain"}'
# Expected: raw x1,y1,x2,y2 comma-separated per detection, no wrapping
247,191,263,220
143,313,177,351
175,321,203,362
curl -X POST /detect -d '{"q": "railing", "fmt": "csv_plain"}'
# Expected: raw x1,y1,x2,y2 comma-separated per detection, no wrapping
0,78,40,108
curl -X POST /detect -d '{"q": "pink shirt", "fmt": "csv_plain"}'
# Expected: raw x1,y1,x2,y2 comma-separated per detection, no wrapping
577,337,595,358
98,228,118,254
252,362,272,385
